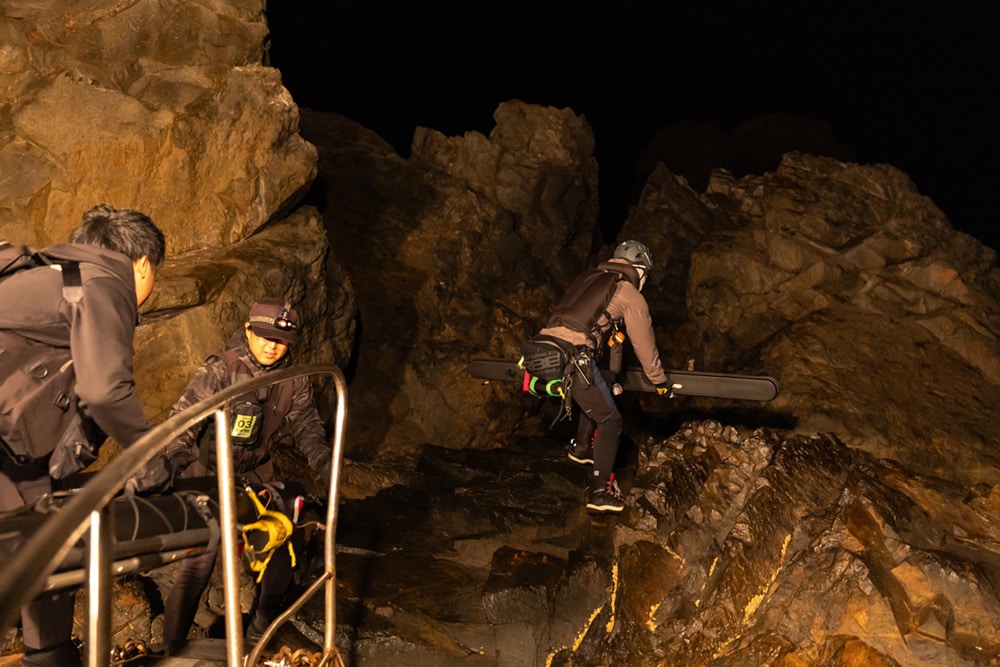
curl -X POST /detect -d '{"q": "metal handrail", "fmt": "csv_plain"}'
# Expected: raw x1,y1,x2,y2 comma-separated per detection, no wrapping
0,363,347,667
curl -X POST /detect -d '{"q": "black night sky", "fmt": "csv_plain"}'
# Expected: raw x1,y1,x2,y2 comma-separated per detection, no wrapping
266,2,1000,250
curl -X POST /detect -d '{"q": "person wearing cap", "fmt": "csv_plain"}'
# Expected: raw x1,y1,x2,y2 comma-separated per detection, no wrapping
150,297,332,654
537,240,675,514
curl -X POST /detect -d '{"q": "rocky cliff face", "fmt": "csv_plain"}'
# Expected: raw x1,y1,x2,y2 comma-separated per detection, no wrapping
297,108,1000,665
0,1,356,424
2,2,1000,666
1,0,315,253
622,153,1000,488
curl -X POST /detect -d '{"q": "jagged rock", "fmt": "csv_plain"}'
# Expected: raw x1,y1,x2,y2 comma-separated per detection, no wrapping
412,99,600,285
0,0,315,252
621,152,1000,487
284,421,1000,666
301,106,600,463
527,421,1000,666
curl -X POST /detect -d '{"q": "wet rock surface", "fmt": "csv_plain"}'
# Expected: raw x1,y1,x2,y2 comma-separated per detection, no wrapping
278,419,1000,666
288,108,1000,666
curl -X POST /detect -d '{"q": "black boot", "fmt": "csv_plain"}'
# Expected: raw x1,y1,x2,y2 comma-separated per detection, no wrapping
245,611,271,644
21,639,81,667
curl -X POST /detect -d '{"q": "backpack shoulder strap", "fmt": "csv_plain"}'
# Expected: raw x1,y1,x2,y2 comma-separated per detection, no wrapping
0,242,49,276
59,261,82,305
0,243,83,306
594,260,640,288
211,347,294,446
213,348,243,376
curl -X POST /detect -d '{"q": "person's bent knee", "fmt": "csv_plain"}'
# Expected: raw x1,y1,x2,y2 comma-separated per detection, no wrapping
595,408,623,432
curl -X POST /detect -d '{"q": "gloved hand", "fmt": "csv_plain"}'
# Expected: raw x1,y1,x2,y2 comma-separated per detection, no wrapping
318,461,333,490
655,380,681,398
124,453,185,495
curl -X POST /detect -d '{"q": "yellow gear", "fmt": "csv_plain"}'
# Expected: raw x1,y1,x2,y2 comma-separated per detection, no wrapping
241,486,297,583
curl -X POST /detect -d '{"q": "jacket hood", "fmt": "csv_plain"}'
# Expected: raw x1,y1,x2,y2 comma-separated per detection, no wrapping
42,243,135,286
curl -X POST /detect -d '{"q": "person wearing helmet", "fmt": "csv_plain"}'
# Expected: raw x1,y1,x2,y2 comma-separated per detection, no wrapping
537,240,675,513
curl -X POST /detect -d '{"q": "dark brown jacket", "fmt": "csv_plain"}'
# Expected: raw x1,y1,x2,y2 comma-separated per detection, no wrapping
540,257,669,385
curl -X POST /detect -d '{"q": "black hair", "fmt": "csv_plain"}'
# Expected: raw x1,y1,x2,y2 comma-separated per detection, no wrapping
69,203,166,268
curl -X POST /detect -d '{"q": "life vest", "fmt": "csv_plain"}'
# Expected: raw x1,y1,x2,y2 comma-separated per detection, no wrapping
545,261,641,347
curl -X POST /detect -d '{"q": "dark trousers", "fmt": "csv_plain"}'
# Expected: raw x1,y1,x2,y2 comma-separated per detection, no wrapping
163,533,296,644
569,360,622,491
0,470,80,666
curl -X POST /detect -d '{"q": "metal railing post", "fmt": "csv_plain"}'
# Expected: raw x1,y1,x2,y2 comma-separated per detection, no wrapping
324,370,348,656
0,364,347,665
214,406,246,664
245,369,348,667
86,505,113,667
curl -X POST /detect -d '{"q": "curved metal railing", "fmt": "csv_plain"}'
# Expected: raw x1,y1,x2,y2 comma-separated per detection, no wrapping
0,363,348,667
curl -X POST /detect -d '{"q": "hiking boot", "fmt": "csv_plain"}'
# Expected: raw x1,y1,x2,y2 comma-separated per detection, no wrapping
164,640,187,657
21,640,81,667
567,438,594,465
245,612,271,645
586,476,625,513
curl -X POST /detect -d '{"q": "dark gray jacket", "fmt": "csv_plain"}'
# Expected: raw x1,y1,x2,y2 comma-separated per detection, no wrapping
0,243,150,448
163,329,330,483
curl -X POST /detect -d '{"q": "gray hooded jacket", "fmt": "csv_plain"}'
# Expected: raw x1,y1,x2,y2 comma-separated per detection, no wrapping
0,243,150,448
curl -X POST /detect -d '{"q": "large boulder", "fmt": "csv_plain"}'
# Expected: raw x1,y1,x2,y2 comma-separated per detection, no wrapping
0,0,316,253
621,152,1000,487
302,103,601,468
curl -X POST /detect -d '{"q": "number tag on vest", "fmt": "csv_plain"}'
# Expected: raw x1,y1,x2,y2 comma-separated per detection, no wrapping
231,401,264,447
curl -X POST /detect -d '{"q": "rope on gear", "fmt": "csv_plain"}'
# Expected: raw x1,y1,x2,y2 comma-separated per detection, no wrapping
241,485,297,583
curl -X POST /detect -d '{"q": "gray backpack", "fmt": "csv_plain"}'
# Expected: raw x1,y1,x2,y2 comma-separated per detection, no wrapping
0,243,97,477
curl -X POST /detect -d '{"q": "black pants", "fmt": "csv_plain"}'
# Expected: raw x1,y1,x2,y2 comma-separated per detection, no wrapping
163,532,297,644
569,360,622,491
0,470,80,666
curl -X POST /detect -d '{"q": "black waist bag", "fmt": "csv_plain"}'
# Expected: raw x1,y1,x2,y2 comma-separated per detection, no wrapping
520,334,577,382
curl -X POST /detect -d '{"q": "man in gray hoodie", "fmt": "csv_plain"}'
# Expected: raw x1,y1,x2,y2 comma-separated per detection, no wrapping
0,203,165,667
